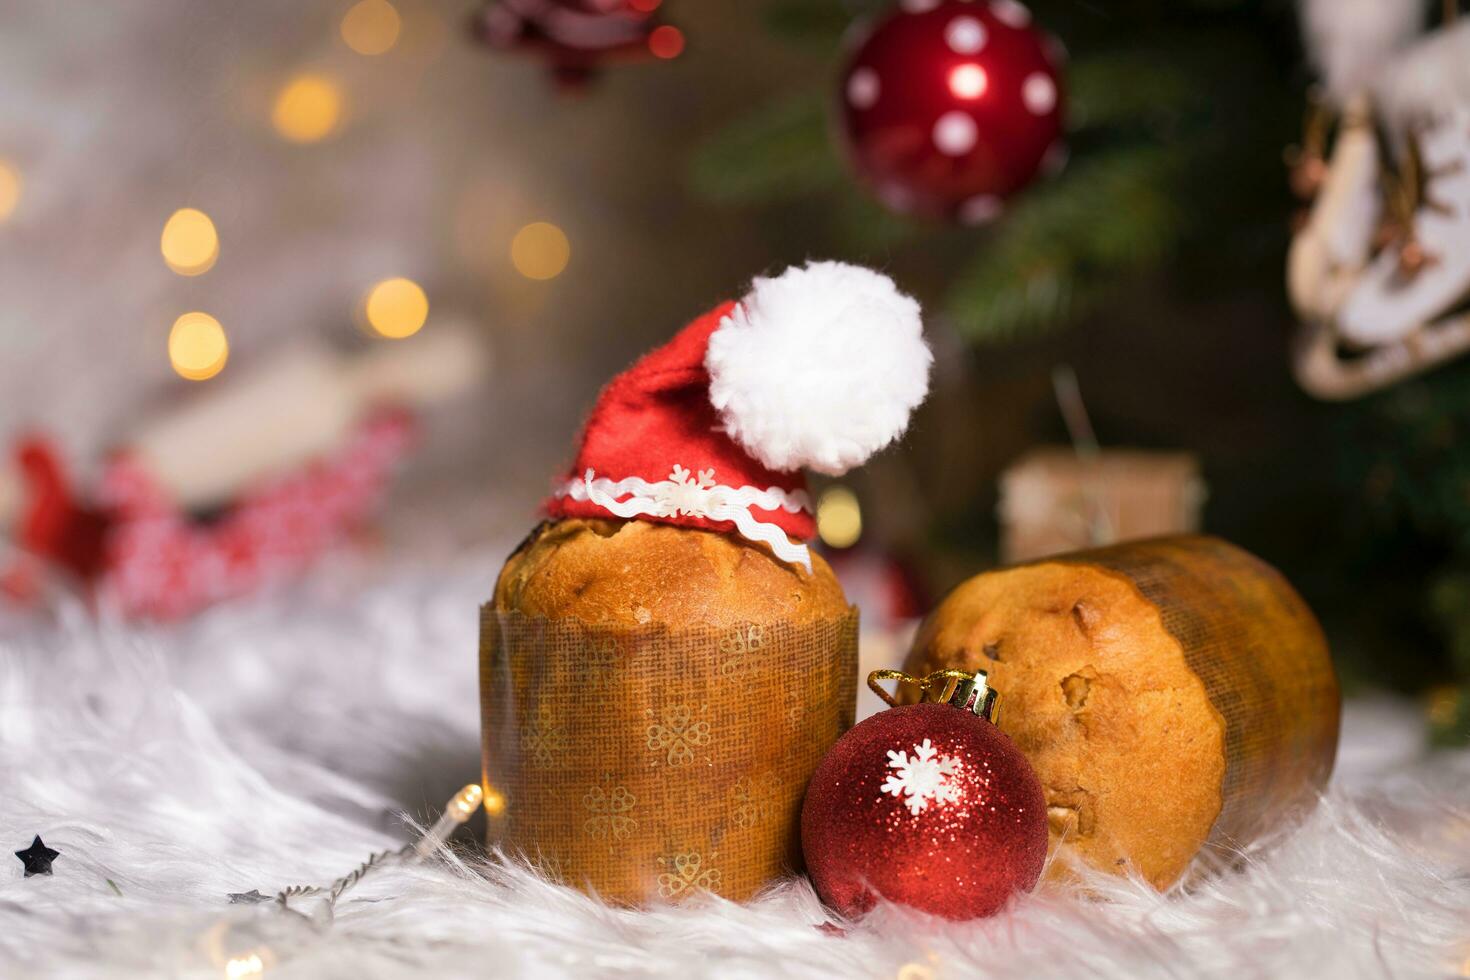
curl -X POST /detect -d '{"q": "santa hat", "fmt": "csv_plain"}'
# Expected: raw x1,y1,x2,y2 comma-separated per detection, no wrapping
547,261,931,572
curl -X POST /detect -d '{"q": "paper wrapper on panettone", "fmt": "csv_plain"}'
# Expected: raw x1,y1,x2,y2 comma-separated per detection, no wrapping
904,535,1339,889
482,518,858,904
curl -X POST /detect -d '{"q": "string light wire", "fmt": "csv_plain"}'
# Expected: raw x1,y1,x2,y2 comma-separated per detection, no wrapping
268,782,483,925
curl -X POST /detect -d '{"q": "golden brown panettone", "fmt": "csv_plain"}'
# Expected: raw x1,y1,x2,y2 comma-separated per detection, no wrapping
905,536,1338,890
494,517,850,629
484,516,857,904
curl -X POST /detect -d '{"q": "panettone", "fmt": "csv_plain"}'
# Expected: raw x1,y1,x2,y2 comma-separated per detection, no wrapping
905,535,1339,889
494,517,850,629
481,262,931,903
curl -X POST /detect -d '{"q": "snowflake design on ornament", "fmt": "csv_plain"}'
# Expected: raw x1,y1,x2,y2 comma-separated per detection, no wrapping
655,465,720,518
882,738,963,815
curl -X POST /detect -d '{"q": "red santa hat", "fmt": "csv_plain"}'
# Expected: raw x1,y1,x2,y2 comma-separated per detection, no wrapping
547,261,931,571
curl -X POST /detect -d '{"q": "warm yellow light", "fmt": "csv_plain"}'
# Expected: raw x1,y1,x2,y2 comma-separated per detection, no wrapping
271,74,343,144
1427,684,1461,729
341,0,401,56
451,783,484,820
168,312,229,381
0,160,20,223
160,208,219,276
482,786,507,817
412,781,488,859
510,222,571,281
224,953,264,979
817,485,863,549
364,277,429,338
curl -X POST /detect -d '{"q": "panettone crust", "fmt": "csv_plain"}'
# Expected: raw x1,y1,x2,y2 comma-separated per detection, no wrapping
494,517,849,629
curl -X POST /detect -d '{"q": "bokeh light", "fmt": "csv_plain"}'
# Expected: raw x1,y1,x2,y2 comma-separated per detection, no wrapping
168,312,229,381
0,160,20,223
271,74,343,143
816,485,863,549
341,0,401,56
364,276,429,338
160,208,219,276
510,222,571,280
648,25,684,60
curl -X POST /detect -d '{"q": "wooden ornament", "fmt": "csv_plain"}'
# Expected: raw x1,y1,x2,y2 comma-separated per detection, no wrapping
1289,20,1470,399
904,535,1339,888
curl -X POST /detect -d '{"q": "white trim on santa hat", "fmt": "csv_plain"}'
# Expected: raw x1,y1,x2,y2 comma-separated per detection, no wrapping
553,465,814,571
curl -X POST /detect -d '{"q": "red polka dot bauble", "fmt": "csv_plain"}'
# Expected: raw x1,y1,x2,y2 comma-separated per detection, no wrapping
837,0,1067,223
801,671,1047,920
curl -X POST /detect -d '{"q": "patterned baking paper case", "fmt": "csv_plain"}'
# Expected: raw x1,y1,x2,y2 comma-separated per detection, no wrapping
480,607,859,903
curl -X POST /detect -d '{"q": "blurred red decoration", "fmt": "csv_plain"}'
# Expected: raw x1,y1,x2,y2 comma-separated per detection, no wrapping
801,683,1047,920
837,0,1066,223
824,544,927,630
4,413,415,620
471,0,681,91
647,24,685,60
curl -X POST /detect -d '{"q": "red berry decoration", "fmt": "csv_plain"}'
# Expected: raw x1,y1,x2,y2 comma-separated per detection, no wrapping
837,0,1067,223
472,0,682,92
802,669,1047,920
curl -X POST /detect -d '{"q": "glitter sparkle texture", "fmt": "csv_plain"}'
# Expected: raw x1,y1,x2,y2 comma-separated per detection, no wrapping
800,701,1049,920
882,738,964,814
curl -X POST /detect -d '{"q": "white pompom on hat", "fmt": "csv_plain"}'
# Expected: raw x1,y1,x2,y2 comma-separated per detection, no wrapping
707,261,932,476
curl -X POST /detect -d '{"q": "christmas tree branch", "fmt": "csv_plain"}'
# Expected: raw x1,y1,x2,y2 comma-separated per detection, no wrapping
944,144,1183,342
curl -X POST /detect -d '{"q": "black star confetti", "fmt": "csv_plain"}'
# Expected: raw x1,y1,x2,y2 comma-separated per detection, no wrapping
228,889,269,905
15,836,60,877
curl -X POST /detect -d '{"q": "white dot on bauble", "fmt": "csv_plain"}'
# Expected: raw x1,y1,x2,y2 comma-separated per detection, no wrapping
990,0,1031,27
949,63,987,99
945,16,987,54
959,195,1004,225
1023,73,1056,114
847,67,881,109
933,111,978,156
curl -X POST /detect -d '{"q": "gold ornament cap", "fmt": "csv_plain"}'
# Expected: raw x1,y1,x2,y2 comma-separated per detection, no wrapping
867,668,1000,724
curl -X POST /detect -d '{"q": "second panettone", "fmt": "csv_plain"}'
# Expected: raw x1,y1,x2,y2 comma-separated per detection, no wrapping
904,535,1340,889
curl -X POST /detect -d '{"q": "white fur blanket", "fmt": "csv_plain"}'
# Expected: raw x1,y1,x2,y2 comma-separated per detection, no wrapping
2,557,1468,979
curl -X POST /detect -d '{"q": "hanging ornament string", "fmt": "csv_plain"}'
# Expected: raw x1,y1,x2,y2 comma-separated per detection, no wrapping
242,783,484,925
867,667,1000,722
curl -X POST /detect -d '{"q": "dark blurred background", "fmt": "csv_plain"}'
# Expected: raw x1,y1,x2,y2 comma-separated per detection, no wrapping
1,0,1466,738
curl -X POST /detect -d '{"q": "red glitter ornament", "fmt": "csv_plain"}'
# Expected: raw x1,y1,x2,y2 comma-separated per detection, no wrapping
471,0,682,92
837,0,1067,223
801,669,1047,920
